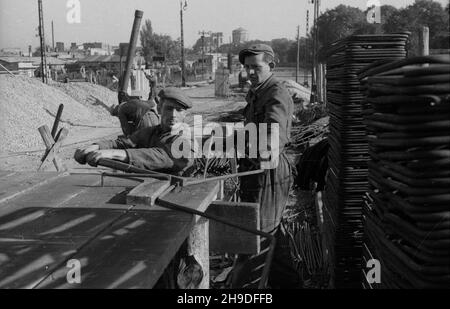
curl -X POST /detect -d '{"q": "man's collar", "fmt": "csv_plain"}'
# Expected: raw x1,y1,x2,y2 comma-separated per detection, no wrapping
249,73,275,96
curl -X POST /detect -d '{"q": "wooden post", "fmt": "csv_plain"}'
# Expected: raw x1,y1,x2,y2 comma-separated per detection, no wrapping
418,26,429,56
187,217,209,289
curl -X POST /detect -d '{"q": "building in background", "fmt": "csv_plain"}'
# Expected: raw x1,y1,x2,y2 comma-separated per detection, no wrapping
210,32,224,51
232,27,249,44
0,48,22,56
56,42,65,52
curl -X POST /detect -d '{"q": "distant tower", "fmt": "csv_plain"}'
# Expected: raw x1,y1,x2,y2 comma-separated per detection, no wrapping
232,27,249,44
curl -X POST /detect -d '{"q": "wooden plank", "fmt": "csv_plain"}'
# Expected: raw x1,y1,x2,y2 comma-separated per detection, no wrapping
0,172,63,205
126,179,171,207
0,208,128,289
156,181,220,215
0,173,220,289
0,173,100,217
207,201,260,254
38,128,68,171
38,125,66,172
0,241,83,288
0,174,143,289
34,210,194,289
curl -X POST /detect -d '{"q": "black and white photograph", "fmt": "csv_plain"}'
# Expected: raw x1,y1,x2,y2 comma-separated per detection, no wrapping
0,0,449,293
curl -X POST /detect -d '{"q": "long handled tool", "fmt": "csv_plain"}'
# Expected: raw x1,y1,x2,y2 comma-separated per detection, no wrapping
98,158,265,187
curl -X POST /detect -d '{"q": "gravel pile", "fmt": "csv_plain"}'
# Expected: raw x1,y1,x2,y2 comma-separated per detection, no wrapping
50,82,118,122
0,75,119,153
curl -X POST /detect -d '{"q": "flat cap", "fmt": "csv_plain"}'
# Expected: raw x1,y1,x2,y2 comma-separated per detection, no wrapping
239,44,275,64
158,87,192,109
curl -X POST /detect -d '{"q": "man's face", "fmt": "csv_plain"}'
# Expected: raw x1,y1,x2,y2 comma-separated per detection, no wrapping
160,99,186,131
244,53,272,87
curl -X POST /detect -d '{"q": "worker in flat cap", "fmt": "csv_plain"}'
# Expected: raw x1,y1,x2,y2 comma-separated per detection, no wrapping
74,87,194,175
231,44,298,288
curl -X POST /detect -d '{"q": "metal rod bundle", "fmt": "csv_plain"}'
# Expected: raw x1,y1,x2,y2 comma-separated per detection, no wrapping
323,33,410,288
361,54,450,288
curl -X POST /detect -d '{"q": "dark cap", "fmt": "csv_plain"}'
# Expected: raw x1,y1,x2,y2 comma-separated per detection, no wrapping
239,44,275,64
157,87,192,109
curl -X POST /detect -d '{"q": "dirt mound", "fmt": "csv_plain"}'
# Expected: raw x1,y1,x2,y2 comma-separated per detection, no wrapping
50,82,118,122
0,75,119,153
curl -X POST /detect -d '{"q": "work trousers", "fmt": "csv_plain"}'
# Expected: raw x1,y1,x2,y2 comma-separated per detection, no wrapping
232,152,301,288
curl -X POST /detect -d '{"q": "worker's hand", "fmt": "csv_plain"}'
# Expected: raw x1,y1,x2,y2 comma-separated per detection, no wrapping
85,150,128,167
74,145,100,165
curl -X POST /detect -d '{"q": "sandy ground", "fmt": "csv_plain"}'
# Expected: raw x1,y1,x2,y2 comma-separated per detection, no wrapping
0,83,247,172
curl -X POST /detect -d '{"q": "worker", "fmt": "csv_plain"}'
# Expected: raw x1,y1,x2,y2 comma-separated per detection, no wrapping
231,44,298,288
110,91,160,137
143,69,158,101
74,87,194,175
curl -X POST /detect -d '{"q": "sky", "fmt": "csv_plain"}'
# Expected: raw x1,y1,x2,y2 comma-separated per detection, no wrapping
0,0,448,52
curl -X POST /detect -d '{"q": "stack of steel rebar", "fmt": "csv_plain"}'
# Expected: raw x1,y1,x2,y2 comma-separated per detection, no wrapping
323,33,410,288
360,54,450,288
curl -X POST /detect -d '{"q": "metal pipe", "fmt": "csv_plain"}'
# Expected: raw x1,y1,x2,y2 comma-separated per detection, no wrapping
119,10,144,94
185,169,265,186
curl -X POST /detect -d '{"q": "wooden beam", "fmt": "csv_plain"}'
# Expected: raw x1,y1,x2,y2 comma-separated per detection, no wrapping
38,125,66,172
419,26,429,56
38,128,68,171
126,179,171,207
207,201,260,254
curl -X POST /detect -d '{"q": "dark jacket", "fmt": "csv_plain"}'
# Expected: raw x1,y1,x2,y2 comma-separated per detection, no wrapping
117,99,160,136
243,73,293,157
239,73,294,232
95,125,194,174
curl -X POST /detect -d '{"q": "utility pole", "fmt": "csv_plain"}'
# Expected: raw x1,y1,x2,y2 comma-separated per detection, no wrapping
199,31,206,81
37,0,47,83
296,25,300,83
304,9,309,86
180,0,187,87
199,30,211,81
201,34,205,80
51,20,55,51
311,0,320,99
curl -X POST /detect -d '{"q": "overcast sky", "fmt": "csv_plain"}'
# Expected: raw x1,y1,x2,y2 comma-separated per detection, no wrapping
0,0,448,51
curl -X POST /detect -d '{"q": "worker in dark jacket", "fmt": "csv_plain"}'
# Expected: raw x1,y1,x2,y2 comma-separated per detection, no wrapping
74,87,194,175
110,91,160,137
231,44,298,288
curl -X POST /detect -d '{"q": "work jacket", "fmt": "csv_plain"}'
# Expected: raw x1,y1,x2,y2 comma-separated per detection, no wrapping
243,73,293,158
240,73,294,233
117,99,160,136
95,124,194,175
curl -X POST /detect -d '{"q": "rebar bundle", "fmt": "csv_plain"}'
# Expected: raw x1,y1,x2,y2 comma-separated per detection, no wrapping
361,54,450,288
323,33,410,288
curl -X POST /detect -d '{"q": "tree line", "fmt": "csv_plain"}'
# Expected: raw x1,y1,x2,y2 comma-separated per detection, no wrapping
139,0,449,66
